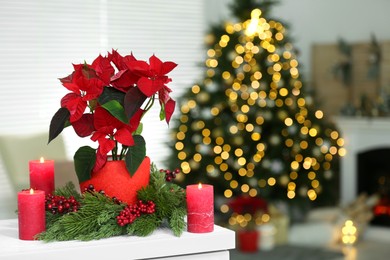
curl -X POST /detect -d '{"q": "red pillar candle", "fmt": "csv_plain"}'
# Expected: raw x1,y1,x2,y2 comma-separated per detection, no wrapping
18,189,46,240
186,183,214,233
29,157,55,195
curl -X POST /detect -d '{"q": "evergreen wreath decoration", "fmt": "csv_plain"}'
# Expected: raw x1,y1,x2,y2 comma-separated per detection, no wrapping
38,164,186,241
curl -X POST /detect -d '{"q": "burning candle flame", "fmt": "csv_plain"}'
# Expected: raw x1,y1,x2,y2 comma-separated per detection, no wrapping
29,188,34,194
40,157,44,163
198,183,203,189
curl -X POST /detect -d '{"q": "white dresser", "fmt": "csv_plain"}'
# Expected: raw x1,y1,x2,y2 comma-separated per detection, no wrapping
0,219,235,260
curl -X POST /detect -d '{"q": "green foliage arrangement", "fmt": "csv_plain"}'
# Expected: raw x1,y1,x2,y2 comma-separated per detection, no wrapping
38,165,186,241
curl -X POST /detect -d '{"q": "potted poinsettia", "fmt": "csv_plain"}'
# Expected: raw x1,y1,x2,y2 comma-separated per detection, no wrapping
48,49,177,204
228,195,268,252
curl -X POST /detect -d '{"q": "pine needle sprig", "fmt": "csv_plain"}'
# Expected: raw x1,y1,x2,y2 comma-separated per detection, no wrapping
52,182,82,201
126,214,161,237
39,191,125,241
39,164,187,241
168,207,187,236
45,211,63,226
136,164,187,236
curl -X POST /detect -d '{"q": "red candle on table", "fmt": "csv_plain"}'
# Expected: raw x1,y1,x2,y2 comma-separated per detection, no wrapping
186,183,214,233
18,188,46,240
29,157,55,195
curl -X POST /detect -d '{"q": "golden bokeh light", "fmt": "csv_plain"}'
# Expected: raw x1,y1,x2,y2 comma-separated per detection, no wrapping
174,8,343,206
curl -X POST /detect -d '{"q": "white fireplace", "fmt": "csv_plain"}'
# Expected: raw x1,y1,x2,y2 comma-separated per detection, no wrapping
335,117,390,205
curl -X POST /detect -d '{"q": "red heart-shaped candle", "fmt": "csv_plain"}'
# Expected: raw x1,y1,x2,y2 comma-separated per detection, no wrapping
80,156,150,205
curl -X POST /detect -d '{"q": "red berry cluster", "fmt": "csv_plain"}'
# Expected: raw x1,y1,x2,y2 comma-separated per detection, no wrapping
83,184,106,194
45,194,80,214
116,200,156,226
160,168,180,182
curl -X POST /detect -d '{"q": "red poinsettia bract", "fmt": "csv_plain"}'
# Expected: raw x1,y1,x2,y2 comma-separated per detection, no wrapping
48,50,177,181
127,55,177,123
91,107,142,171
60,56,113,122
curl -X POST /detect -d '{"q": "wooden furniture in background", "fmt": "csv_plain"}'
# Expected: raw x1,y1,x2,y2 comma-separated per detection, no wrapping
311,41,390,117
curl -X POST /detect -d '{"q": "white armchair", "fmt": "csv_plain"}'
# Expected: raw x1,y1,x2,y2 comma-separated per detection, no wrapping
0,132,67,192
0,132,68,219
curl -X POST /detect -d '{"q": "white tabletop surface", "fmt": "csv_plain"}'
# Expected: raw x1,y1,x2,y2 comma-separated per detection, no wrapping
0,218,235,260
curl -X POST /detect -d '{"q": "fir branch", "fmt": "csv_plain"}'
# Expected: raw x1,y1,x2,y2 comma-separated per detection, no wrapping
169,207,187,237
39,163,187,241
136,164,187,235
75,220,123,241
39,192,125,241
45,211,63,227
53,182,82,201
126,214,161,237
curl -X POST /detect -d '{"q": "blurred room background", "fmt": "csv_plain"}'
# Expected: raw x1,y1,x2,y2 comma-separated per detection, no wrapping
1,1,389,257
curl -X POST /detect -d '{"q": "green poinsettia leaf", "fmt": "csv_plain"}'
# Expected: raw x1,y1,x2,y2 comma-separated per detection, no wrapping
159,103,166,121
98,86,125,106
74,146,96,183
125,135,146,176
124,87,147,120
48,107,70,144
101,100,128,124
135,122,143,135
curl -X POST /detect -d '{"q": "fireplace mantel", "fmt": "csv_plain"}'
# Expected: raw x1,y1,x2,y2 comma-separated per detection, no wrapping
334,117,390,205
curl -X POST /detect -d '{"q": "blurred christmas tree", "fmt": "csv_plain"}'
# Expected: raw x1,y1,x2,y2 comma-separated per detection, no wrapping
167,0,345,219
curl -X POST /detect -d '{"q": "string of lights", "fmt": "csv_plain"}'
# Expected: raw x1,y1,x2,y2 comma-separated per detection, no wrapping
168,8,345,218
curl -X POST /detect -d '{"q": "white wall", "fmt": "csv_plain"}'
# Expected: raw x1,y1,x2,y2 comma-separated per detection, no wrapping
204,0,390,81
